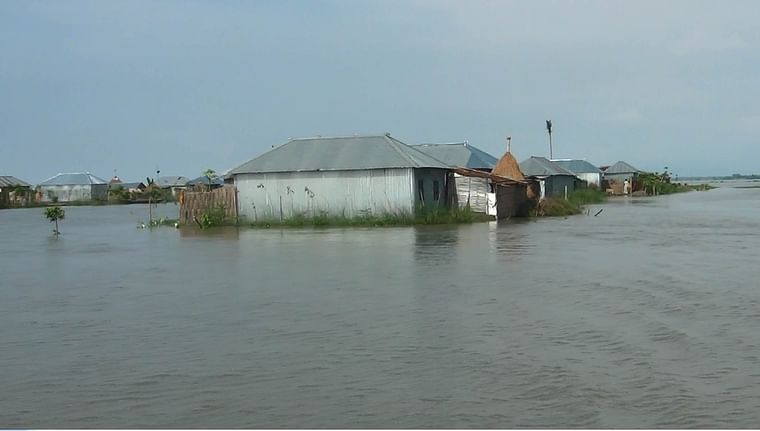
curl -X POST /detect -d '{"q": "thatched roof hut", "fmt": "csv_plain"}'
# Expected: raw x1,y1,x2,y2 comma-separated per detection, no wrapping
492,152,525,181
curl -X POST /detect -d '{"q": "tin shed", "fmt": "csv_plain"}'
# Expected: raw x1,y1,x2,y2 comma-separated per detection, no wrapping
228,134,453,221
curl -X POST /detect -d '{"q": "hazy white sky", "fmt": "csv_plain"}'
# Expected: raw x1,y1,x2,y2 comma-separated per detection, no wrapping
2,0,759,183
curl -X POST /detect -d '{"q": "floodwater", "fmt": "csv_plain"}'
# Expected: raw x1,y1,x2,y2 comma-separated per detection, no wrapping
2,186,760,428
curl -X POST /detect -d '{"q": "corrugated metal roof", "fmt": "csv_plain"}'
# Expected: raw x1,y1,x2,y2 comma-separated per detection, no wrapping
412,142,498,169
157,176,190,187
519,157,578,177
39,173,107,186
605,161,640,174
551,159,602,174
0,176,31,188
229,134,451,175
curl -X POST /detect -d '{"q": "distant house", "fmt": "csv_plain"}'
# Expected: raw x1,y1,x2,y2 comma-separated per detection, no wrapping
412,142,498,171
602,161,641,194
157,176,190,197
112,182,146,193
0,176,32,207
603,161,640,182
552,159,603,187
228,134,453,221
187,175,225,190
519,156,579,199
38,172,108,203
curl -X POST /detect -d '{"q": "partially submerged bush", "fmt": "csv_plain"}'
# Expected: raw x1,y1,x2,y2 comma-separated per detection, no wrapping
536,197,582,217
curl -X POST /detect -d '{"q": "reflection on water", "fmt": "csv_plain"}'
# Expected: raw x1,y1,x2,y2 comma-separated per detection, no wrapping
2,190,760,428
488,221,532,257
178,225,240,240
413,226,459,264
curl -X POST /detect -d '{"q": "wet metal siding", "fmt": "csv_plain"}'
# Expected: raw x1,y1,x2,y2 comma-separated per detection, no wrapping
413,168,449,208
39,184,107,202
235,168,415,220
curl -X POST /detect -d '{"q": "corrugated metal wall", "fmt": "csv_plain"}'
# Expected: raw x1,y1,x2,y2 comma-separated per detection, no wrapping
453,174,489,213
235,168,416,221
545,176,577,198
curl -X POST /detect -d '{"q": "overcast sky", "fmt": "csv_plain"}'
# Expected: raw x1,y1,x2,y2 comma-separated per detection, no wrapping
2,0,759,183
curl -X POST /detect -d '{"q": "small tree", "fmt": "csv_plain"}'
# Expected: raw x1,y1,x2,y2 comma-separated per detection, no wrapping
44,206,65,235
203,168,217,191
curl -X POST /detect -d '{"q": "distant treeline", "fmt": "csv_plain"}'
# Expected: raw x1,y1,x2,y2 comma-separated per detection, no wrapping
679,174,760,181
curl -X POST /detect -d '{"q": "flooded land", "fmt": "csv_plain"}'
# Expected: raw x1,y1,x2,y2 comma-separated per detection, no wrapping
2,184,760,428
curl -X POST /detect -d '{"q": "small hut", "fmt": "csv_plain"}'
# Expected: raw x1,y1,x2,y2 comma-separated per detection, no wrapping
0,176,32,207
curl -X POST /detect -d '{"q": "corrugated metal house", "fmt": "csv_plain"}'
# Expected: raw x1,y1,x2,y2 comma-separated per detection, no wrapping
602,161,641,194
603,161,640,182
38,173,108,202
552,159,603,187
0,176,32,207
413,142,498,215
117,182,147,193
412,143,528,217
228,134,453,220
519,157,579,199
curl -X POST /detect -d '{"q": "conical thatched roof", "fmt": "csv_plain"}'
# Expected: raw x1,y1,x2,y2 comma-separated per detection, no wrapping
492,152,525,181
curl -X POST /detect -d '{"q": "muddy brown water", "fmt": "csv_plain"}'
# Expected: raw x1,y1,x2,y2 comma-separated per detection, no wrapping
2,186,760,428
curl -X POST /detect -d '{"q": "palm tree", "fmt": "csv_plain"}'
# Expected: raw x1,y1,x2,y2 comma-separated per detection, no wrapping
44,206,65,235
203,168,217,191
546,120,553,159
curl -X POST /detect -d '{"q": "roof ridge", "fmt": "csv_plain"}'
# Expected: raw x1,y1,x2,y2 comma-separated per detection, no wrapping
412,142,468,147
290,134,389,141
384,135,423,167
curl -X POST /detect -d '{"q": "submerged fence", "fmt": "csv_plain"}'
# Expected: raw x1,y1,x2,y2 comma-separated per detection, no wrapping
179,187,237,225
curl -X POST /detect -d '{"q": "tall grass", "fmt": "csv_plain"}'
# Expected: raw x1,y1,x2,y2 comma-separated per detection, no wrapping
247,206,486,228
567,187,607,205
